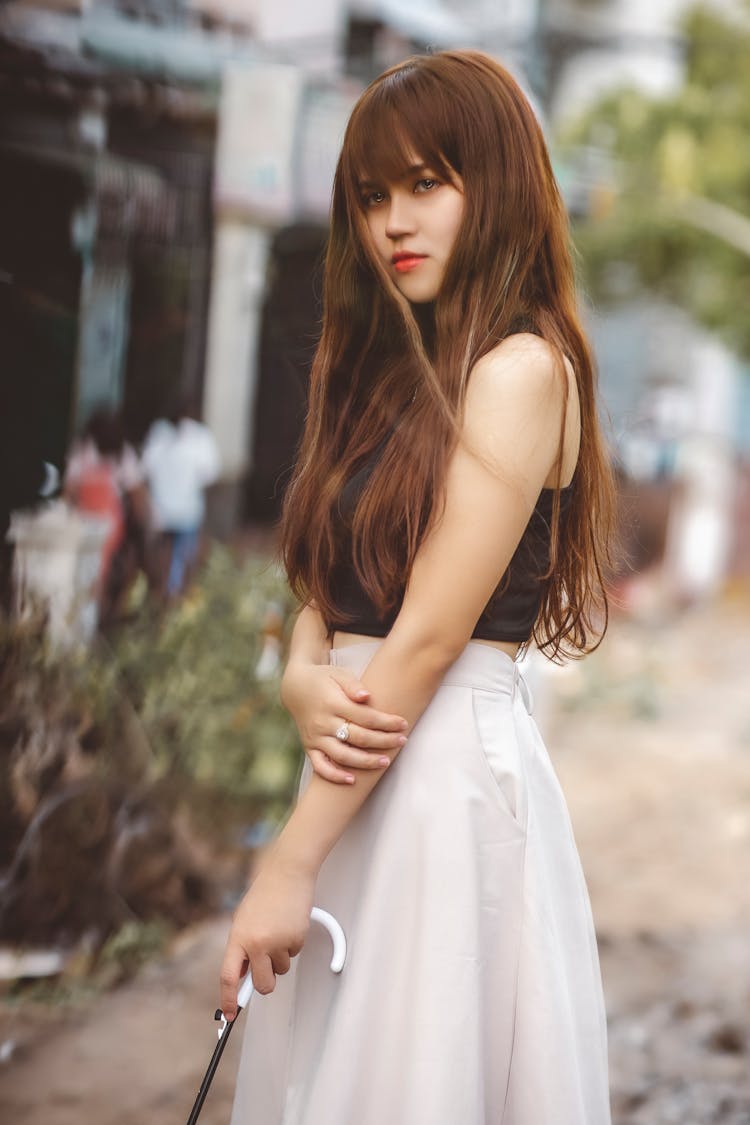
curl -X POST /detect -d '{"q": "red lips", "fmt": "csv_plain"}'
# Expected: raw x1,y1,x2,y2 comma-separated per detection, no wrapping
392,252,427,273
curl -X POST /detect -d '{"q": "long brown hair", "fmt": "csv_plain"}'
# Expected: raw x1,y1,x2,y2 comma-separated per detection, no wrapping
281,50,616,658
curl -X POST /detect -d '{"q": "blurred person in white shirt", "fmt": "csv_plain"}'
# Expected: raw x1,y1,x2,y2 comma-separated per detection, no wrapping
142,396,220,601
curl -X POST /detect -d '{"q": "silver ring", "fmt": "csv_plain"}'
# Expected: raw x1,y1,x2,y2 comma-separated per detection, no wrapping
335,722,350,743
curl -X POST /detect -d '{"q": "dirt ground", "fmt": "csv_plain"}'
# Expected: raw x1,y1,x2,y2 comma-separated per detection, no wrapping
1,599,749,1124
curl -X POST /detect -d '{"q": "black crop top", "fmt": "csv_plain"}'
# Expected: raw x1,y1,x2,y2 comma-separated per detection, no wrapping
328,436,573,644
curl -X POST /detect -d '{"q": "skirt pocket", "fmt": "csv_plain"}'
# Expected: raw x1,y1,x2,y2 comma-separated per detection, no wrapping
470,688,528,835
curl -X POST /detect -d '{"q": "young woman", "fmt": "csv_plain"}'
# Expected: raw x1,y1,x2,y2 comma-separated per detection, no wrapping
222,50,614,1124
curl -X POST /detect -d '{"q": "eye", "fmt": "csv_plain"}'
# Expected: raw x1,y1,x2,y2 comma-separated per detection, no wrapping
414,178,440,193
362,189,386,208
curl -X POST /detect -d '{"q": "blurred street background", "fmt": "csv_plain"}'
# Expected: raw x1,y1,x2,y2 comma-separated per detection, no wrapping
1,0,749,1122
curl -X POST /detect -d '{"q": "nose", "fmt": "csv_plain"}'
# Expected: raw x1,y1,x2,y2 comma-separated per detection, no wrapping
384,190,416,240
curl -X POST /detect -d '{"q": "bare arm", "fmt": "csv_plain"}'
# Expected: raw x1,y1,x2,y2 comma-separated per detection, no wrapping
220,335,575,1015
280,602,410,782
281,600,331,672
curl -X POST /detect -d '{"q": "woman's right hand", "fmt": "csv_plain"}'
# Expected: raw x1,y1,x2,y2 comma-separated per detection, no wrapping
281,661,409,784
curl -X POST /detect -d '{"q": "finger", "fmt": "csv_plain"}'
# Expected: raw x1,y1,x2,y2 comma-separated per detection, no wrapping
322,735,401,768
288,935,304,958
339,703,409,733
328,672,409,728
334,723,408,753
248,951,276,996
308,749,357,785
328,669,371,703
271,950,291,976
219,939,248,1021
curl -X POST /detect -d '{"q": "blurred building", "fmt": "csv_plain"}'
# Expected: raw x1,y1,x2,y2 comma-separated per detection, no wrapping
0,0,354,531
0,0,216,468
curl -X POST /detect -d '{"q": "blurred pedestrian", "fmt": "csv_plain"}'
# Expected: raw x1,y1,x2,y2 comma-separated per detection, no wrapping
64,407,149,622
141,397,220,602
221,51,615,1124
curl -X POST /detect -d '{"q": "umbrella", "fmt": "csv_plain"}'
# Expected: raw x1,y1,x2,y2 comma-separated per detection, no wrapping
185,906,347,1124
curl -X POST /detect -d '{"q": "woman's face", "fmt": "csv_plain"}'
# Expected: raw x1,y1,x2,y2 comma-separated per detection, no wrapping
359,158,464,304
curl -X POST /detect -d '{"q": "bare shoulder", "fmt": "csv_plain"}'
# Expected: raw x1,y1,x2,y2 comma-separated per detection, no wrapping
459,333,578,486
466,333,571,417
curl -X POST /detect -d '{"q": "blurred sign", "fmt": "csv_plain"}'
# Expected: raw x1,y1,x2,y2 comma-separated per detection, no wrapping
214,62,304,222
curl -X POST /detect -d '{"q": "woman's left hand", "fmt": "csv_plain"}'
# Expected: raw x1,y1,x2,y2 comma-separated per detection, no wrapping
219,853,315,1021
281,660,408,784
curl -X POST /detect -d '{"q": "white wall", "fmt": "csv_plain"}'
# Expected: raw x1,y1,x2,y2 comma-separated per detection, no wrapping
254,0,344,43
203,220,271,482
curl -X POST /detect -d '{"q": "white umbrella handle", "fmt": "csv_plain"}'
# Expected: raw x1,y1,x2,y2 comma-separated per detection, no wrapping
235,906,346,1011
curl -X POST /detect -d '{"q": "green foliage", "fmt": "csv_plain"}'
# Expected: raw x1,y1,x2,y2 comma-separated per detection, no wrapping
101,547,302,816
0,548,302,971
96,920,171,986
1,547,303,837
560,2,750,356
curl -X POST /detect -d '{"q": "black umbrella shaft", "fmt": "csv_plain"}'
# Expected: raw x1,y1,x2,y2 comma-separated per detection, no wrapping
186,1017,237,1125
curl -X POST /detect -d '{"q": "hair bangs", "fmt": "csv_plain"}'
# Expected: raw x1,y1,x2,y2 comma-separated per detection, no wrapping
342,68,460,204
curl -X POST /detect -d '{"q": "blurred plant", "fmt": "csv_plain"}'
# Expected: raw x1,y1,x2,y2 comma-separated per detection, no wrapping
0,547,301,950
101,546,301,817
95,919,171,987
561,2,750,356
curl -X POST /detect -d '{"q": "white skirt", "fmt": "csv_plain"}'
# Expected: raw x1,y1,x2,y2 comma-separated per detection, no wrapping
230,641,611,1124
